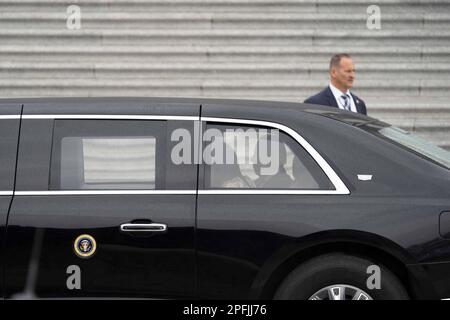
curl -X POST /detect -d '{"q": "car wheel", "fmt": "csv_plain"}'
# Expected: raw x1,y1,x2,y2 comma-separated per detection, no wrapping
274,253,409,300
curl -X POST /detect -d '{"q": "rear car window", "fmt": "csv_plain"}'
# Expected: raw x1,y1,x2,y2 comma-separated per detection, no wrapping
379,126,450,170
204,123,334,190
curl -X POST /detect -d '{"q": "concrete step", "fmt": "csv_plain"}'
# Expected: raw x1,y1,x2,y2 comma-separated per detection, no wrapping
1,0,449,14
0,62,449,81
370,105,450,117
0,78,449,97
1,29,450,46
369,96,450,105
380,118,450,130
405,129,450,150
1,46,450,64
2,48,450,64
370,110,450,123
1,12,449,29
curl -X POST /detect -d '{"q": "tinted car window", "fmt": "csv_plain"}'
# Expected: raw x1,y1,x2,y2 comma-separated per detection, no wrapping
50,120,166,190
205,123,333,190
379,126,450,169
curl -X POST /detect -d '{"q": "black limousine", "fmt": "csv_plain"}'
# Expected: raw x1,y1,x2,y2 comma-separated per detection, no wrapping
0,97,449,300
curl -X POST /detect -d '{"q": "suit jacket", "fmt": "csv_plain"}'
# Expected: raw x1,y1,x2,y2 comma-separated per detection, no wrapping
304,86,367,115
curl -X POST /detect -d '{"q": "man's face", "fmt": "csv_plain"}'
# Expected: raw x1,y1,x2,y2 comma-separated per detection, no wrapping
331,57,355,91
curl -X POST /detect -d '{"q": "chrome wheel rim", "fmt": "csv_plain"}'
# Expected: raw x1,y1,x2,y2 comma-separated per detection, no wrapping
309,284,373,300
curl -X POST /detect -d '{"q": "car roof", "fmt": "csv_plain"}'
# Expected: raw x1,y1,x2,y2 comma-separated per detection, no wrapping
0,96,387,127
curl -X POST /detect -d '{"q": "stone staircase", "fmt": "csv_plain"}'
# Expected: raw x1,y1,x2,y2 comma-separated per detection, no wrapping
0,0,449,149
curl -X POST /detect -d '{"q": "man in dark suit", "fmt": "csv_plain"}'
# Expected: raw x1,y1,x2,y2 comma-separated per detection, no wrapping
304,53,367,115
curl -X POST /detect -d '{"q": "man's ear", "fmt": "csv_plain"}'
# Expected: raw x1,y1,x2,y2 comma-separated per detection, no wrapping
330,67,336,79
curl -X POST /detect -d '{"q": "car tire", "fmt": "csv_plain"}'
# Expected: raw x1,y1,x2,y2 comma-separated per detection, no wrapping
273,253,409,300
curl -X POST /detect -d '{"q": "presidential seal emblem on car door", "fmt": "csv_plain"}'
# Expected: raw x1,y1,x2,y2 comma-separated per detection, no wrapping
74,234,97,259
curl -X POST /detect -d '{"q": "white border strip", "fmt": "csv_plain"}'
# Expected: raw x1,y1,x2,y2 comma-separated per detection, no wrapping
202,117,350,195
0,191,13,196
22,115,199,121
15,190,196,196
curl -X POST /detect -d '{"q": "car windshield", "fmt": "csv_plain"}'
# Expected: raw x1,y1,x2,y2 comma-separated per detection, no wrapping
379,126,450,169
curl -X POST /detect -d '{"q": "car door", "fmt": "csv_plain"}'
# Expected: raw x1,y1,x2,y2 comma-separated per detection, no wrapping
196,103,349,299
0,103,22,298
5,100,199,299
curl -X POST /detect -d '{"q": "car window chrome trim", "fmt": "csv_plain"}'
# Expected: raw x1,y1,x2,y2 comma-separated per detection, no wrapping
11,113,349,195
202,117,350,195
21,115,199,121
0,115,21,120
0,191,14,196
14,190,197,196
13,190,343,196
199,190,343,195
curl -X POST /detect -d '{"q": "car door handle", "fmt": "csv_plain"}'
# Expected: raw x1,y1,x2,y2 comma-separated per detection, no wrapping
120,223,167,233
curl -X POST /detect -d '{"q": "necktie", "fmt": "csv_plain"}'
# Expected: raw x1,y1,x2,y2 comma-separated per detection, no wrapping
341,94,351,111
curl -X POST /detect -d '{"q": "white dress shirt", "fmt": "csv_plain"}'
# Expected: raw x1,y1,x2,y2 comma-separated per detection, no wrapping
329,83,357,113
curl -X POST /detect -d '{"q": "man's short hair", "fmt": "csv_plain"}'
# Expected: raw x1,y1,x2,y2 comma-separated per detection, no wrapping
329,53,352,70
